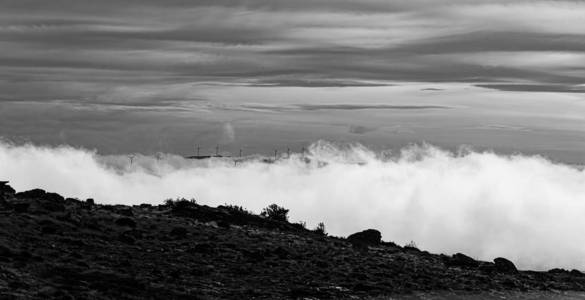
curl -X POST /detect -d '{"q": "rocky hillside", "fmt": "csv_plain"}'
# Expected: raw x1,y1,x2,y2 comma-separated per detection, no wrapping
1,181,585,299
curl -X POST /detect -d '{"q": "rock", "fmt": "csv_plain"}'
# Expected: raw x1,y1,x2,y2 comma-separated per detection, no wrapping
273,246,290,259
190,265,215,276
41,225,58,235
446,253,479,268
169,227,188,239
39,198,66,212
218,220,230,228
478,262,496,273
117,207,134,217
0,181,15,195
0,197,7,209
189,243,214,254
118,233,136,244
354,282,377,292
242,249,266,262
548,268,568,274
82,198,95,209
494,257,518,274
13,202,30,213
15,189,46,199
115,217,137,228
44,192,65,203
0,244,14,259
347,229,381,248
315,259,329,268
39,220,59,235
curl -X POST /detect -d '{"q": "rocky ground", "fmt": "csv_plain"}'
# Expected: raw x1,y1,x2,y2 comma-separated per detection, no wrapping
1,181,585,299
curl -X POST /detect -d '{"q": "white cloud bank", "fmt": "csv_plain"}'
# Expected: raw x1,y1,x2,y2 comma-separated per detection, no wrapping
1,140,584,271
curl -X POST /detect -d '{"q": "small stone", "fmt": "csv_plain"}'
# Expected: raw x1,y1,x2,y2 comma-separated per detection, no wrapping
169,227,188,239
190,265,215,276
41,225,58,235
115,217,137,228
13,202,30,213
0,244,14,258
189,243,214,254
118,233,136,244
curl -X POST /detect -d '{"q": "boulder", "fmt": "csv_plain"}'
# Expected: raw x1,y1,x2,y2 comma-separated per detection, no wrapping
44,192,65,203
347,229,381,248
83,198,95,209
494,257,518,274
15,189,46,199
548,268,567,274
0,181,15,195
478,262,496,273
446,253,479,268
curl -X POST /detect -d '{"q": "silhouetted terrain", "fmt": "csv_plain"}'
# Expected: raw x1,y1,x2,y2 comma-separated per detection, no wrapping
1,181,585,299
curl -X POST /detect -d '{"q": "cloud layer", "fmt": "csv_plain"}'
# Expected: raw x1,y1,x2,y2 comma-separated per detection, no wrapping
1,140,585,271
2,0,585,105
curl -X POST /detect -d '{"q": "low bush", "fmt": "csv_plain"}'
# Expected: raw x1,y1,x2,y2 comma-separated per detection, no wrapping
260,204,289,222
314,222,326,236
164,198,197,210
220,204,252,215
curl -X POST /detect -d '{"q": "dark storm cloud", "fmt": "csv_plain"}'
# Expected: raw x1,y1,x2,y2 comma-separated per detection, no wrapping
1,0,585,107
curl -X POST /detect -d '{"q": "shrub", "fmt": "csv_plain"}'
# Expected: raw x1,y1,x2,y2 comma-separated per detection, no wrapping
220,204,252,215
260,204,289,222
314,222,326,235
165,198,197,210
405,240,418,249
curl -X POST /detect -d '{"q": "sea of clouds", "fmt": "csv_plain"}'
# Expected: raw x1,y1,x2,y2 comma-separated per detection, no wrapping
1,140,584,271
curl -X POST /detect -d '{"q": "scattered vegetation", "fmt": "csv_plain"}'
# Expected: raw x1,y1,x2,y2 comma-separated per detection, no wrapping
219,204,253,216
164,197,197,210
405,240,418,250
314,222,327,236
260,204,289,222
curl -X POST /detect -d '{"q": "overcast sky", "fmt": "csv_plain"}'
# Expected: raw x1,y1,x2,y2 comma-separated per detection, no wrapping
0,0,584,161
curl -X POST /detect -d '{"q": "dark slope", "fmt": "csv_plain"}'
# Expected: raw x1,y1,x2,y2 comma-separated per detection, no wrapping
1,182,585,299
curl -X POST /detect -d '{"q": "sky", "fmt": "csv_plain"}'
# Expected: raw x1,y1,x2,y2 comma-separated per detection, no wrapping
0,0,584,163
